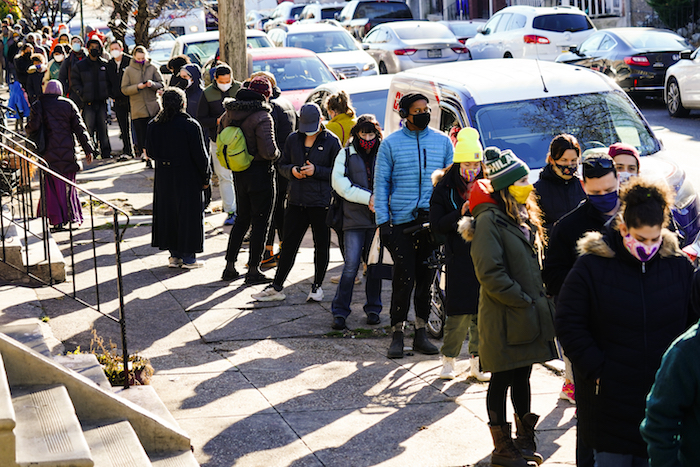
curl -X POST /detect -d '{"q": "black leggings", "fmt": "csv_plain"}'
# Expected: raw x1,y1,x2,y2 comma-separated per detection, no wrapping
486,365,533,426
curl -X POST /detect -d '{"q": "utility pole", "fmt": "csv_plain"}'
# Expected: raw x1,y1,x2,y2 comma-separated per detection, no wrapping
219,0,247,83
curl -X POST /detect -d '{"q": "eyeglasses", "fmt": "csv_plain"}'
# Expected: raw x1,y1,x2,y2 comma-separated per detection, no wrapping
582,157,614,169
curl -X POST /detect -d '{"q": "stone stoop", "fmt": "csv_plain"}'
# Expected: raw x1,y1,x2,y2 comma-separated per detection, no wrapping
0,330,199,467
0,214,65,283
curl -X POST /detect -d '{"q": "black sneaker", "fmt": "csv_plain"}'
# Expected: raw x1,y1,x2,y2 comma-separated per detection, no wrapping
222,268,240,281
366,313,380,325
331,316,346,330
245,273,273,285
145,159,153,169
260,251,278,269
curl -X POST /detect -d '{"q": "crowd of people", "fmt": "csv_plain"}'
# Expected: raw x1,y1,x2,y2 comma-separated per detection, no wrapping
9,17,700,467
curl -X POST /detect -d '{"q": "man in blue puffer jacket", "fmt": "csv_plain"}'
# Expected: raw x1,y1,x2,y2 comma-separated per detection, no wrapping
374,93,454,359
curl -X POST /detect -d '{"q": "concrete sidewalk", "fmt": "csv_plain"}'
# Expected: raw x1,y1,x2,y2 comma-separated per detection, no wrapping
0,121,578,466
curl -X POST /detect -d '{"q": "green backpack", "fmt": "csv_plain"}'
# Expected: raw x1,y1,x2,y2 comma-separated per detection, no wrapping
216,125,253,172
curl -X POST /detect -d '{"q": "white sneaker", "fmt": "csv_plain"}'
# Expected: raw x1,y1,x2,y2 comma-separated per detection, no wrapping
181,260,205,269
252,286,286,301
307,284,324,302
168,257,183,268
439,356,457,380
469,356,491,382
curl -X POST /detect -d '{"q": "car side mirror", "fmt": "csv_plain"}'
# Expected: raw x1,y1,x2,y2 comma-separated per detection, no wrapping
681,51,692,60
569,46,581,56
334,12,339,20
362,43,369,50
160,64,171,75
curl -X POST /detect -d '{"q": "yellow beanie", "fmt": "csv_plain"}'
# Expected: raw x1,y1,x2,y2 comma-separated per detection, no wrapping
453,127,483,163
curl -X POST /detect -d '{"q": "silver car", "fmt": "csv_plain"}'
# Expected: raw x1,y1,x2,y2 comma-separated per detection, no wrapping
361,21,469,74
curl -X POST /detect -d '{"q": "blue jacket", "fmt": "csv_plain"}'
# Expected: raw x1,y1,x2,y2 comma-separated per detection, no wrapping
374,126,453,226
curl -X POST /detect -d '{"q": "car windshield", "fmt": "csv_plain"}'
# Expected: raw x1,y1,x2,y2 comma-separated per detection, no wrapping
394,23,454,40
532,13,593,33
182,40,219,65
446,22,482,37
469,91,660,170
618,30,690,51
247,36,272,48
149,46,172,64
253,57,337,91
287,31,358,53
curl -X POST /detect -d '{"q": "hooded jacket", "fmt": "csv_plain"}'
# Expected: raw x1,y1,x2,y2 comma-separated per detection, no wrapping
219,97,279,163
331,141,376,230
279,129,341,208
429,165,481,316
555,226,695,458
464,179,557,373
325,112,356,146
71,52,109,104
121,59,163,120
534,163,586,233
374,126,454,226
182,64,204,120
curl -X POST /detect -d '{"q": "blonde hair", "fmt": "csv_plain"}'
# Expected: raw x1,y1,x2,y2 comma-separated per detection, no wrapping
250,70,276,88
324,90,355,117
498,189,546,250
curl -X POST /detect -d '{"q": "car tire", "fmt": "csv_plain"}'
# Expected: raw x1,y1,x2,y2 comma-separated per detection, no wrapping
667,78,690,118
379,61,388,74
504,52,513,58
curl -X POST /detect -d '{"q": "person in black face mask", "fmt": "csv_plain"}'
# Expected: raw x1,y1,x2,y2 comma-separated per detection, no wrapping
542,153,619,467
71,37,112,159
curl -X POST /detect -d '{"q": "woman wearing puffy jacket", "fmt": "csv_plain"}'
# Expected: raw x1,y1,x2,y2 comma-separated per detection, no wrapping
468,147,556,467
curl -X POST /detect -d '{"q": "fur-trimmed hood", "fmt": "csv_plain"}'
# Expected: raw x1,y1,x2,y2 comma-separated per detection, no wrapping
223,98,272,113
431,168,446,187
577,228,685,260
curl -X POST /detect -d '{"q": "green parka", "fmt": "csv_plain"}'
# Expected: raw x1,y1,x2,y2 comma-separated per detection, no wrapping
462,180,557,373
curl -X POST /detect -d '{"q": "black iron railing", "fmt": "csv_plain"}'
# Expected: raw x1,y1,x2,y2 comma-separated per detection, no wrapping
0,130,132,389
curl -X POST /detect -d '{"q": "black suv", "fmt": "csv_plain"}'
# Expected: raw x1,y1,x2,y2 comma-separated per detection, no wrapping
337,0,413,39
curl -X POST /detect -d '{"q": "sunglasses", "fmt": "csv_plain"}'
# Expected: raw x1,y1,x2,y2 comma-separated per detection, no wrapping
582,157,614,169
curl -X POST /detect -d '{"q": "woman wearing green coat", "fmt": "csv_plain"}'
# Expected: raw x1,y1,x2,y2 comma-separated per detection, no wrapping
463,147,557,467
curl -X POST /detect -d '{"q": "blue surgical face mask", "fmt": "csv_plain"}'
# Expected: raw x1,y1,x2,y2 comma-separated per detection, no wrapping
588,191,618,214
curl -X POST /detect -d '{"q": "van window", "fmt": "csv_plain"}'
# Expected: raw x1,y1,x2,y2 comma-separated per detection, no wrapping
532,13,594,33
440,106,461,134
469,91,659,170
493,13,512,33
354,2,412,19
322,7,343,19
507,14,527,30
482,14,502,35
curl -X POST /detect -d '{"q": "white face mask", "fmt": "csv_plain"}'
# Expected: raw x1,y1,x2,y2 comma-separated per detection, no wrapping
72,43,81,52
54,54,64,62
217,81,232,92
110,49,122,59
305,130,318,136
186,78,193,88
618,172,635,184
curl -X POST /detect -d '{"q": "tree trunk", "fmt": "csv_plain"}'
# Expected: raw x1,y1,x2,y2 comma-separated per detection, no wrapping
218,0,247,84
134,0,150,48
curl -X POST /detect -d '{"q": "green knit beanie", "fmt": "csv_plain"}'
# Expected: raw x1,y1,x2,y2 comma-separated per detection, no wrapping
483,146,530,192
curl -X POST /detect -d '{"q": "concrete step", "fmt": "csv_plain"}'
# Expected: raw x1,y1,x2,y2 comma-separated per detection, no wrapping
12,384,93,467
0,324,51,358
0,219,25,281
82,420,152,467
0,214,65,283
149,451,199,467
54,354,111,390
0,353,16,467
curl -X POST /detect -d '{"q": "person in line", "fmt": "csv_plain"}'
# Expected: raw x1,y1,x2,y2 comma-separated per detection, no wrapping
106,40,133,159
13,42,33,90
249,71,297,268
4,30,19,84
430,127,490,382
252,103,341,302
374,93,453,359
330,114,383,329
121,46,163,168
147,87,211,269
219,78,280,285
26,80,94,230
467,147,555,467
58,36,86,108
25,53,46,103
641,315,700,467
72,37,111,159
178,63,204,118
166,55,190,88
556,177,696,467
196,63,240,225
542,154,620,467
324,90,356,146
44,44,65,87
609,142,639,184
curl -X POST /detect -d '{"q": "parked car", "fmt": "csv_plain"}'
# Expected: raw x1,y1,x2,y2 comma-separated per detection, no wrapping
384,59,700,250
153,5,207,36
465,5,596,61
556,28,691,99
305,74,394,126
298,2,346,23
337,0,413,40
247,10,272,30
438,19,487,44
248,47,339,110
264,1,308,32
267,23,377,78
246,29,275,48
124,30,177,52
149,39,177,67
361,21,469,74
168,30,273,67
665,47,700,117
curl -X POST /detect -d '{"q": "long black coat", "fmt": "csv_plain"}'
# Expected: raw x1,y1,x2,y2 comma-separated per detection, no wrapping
146,113,211,254
429,165,479,316
534,164,586,233
556,226,696,458
25,94,93,175
71,56,109,104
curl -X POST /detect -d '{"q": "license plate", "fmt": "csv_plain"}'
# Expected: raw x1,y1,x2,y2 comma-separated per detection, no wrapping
428,49,442,58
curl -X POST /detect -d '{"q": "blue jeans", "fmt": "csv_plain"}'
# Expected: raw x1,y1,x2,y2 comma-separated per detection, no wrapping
331,229,382,318
170,250,195,264
593,451,648,467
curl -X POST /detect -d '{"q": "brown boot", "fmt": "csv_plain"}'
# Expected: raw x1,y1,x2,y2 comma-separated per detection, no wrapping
514,413,544,465
489,423,530,467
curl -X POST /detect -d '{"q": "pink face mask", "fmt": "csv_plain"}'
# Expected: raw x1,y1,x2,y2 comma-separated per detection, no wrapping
460,165,481,183
623,234,661,262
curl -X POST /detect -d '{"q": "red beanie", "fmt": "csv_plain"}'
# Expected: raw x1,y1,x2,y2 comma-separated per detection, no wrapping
248,77,272,99
608,143,640,167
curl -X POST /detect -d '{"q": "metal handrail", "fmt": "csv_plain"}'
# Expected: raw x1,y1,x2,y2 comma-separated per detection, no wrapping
0,136,133,389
